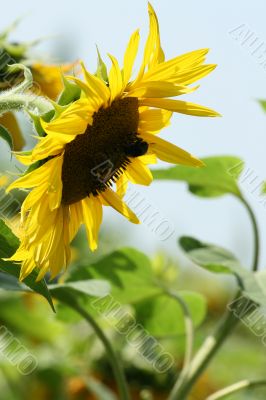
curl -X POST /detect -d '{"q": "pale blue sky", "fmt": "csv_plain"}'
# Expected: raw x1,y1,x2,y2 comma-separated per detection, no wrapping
2,0,266,269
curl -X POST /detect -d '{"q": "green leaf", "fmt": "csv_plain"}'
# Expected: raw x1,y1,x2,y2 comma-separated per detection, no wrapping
0,296,63,342
179,236,266,307
135,291,207,336
179,236,238,274
0,272,24,291
153,156,244,198
96,46,108,83
27,111,46,136
65,248,162,304
0,219,20,258
0,124,13,150
58,75,81,106
258,99,266,113
49,279,111,298
0,219,54,311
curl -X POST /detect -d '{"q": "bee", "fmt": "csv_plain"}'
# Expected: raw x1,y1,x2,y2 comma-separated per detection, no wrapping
124,138,148,157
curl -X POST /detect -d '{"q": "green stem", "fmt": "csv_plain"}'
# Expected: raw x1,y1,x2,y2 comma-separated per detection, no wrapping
166,290,194,397
168,195,260,400
206,379,266,400
54,290,131,400
167,290,194,371
239,196,260,271
0,92,53,115
0,64,53,115
168,291,240,400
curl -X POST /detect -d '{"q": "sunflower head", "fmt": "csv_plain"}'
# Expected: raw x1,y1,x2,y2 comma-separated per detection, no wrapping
7,3,220,281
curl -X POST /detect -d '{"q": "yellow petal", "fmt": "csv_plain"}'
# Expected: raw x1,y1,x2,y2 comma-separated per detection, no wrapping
108,54,123,102
147,2,165,66
21,184,45,221
142,132,204,167
167,64,217,86
135,3,164,82
100,188,139,224
140,48,209,83
82,196,103,251
36,261,51,281
116,173,128,198
81,61,110,104
67,62,109,108
34,207,64,265
20,257,36,281
31,135,65,161
138,108,172,134
49,240,67,280
138,153,157,164
14,153,34,165
7,245,29,262
47,154,64,211
128,81,197,98
6,157,55,192
69,202,83,241
41,99,93,136
125,158,153,186
139,98,220,117
123,29,140,86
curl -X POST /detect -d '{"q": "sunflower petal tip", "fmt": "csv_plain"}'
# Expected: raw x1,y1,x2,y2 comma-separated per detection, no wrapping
197,160,206,168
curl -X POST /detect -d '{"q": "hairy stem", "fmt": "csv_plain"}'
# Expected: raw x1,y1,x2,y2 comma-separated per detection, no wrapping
0,92,53,115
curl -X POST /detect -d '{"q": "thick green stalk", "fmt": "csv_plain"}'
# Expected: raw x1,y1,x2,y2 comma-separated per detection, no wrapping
239,196,260,271
0,93,52,115
0,64,53,115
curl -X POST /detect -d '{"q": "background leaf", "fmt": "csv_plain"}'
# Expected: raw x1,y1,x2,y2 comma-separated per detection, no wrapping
179,236,266,307
258,99,266,113
65,248,163,304
0,124,13,150
134,291,207,337
153,156,244,198
49,279,111,298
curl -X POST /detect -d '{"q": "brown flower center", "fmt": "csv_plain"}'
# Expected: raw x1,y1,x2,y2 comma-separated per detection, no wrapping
61,97,148,205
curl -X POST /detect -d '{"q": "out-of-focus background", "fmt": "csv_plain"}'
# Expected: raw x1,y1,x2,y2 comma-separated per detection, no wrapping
1,1,266,399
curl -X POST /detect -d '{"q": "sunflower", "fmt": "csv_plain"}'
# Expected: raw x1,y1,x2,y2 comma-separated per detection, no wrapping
0,22,77,150
6,3,219,281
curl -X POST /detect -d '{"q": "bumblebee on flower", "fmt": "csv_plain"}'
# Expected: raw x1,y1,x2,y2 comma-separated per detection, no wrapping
7,3,220,281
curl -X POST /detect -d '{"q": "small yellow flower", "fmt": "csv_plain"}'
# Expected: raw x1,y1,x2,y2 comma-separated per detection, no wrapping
31,62,78,101
7,3,219,281
0,175,8,186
